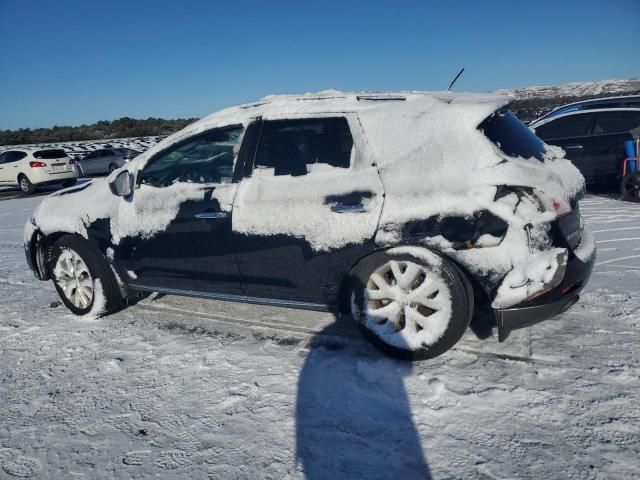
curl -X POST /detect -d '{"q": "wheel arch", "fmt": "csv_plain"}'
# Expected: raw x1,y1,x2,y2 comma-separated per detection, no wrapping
29,231,96,281
338,244,485,315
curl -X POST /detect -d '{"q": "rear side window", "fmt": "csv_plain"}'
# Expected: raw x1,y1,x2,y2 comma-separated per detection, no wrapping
4,151,28,163
33,149,67,159
479,109,546,161
534,114,594,140
592,111,640,135
255,117,353,176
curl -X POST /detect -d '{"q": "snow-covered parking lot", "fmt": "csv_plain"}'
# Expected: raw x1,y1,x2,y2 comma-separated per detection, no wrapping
0,192,639,479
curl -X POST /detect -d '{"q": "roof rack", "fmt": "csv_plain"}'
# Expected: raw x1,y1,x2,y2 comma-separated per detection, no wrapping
356,95,406,102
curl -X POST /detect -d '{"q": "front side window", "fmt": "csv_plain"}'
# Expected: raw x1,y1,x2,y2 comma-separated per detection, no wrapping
140,127,243,187
593,111,640,135
535,114,594,140
254,117,353,176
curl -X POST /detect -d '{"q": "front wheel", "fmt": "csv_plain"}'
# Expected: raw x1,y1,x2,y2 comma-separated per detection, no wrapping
350,250,473,360
49,235,124,316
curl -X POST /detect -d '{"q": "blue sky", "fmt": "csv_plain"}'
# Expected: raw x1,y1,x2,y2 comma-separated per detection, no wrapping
0,0,638,129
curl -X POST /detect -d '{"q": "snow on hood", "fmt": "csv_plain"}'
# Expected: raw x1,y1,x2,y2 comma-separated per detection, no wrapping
26,176,204,245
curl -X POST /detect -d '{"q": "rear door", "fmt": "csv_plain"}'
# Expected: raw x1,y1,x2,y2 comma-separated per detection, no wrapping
589,111,640,181
232,115,384,305
534,113,596,180
80,150,100,175
115,124,252,296
100,149,118,172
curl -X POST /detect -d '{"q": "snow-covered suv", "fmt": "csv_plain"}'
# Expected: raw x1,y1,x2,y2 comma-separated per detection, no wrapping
24,91,596,359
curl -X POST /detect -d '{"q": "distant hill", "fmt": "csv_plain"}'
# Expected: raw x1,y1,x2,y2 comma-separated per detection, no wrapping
496,78,640,122
0,116,198,146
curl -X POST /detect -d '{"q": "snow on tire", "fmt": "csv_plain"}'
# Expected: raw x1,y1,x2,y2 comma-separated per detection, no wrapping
351,249,473,360
49,235,123,316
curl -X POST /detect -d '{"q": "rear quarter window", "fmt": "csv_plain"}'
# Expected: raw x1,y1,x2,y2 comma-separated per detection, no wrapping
479,109,546,161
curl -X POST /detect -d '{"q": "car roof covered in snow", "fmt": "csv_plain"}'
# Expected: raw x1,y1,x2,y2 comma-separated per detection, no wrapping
194,90,512,127
133,90,512,170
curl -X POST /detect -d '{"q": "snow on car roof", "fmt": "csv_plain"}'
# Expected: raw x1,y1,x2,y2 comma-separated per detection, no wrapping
133,90,513,171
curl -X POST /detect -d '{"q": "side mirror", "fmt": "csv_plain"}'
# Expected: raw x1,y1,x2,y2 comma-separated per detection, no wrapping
109,170,133,197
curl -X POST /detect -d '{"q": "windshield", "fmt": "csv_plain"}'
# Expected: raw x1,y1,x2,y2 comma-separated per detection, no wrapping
479,109,545,161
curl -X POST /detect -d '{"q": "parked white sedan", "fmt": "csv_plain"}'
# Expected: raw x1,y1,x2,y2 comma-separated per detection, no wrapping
0,148,78,194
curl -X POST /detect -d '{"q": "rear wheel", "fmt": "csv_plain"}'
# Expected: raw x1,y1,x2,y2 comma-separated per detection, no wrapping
350,249,473,360
621,172,640,202
108,163,118,174
18,174,35,194
49,235,123,316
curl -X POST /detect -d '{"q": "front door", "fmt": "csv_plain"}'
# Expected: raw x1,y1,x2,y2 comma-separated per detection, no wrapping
535,113,596,180
0,152,8,183
232,115,384,305
114,126,248,296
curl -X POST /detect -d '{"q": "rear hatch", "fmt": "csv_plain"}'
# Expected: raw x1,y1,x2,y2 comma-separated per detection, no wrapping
33,149,74,174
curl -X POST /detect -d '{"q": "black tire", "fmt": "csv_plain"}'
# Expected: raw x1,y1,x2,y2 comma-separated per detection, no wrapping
49,235,124,316
18,174,35,194
621,172,640,202
62,179,77,188
350,249,473,360
108,163,118,173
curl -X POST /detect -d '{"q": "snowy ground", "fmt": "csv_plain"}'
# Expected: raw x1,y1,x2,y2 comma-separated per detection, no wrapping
0,193,639,479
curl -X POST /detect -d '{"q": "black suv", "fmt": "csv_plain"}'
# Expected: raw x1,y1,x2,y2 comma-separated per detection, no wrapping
532,108,640,186
25,92,595,360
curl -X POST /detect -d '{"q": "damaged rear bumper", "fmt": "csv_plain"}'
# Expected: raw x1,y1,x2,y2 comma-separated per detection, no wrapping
495,242,595,342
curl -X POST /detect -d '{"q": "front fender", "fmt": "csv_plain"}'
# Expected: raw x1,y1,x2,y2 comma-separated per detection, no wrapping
25,229,50,281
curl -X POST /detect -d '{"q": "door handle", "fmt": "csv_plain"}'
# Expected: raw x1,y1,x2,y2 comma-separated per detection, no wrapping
565,145,583,150
331,203,366,213
195,211,228,219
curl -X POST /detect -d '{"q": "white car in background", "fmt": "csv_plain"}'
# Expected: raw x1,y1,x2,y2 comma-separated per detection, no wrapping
0,148,78,194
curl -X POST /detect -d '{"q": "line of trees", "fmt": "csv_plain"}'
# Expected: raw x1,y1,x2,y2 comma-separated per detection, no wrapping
0,116,199,146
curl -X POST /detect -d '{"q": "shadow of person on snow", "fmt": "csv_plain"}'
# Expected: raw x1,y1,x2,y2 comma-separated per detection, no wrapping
295,303,433,479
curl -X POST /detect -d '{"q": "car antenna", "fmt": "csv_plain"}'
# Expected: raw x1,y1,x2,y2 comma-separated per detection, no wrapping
447,67,465,92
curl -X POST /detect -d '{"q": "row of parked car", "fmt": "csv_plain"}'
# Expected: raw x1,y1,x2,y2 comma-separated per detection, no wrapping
0,147,140,194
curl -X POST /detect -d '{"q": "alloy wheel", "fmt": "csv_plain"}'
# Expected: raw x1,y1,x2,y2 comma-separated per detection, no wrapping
363,259,451,349
54,249,94,309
